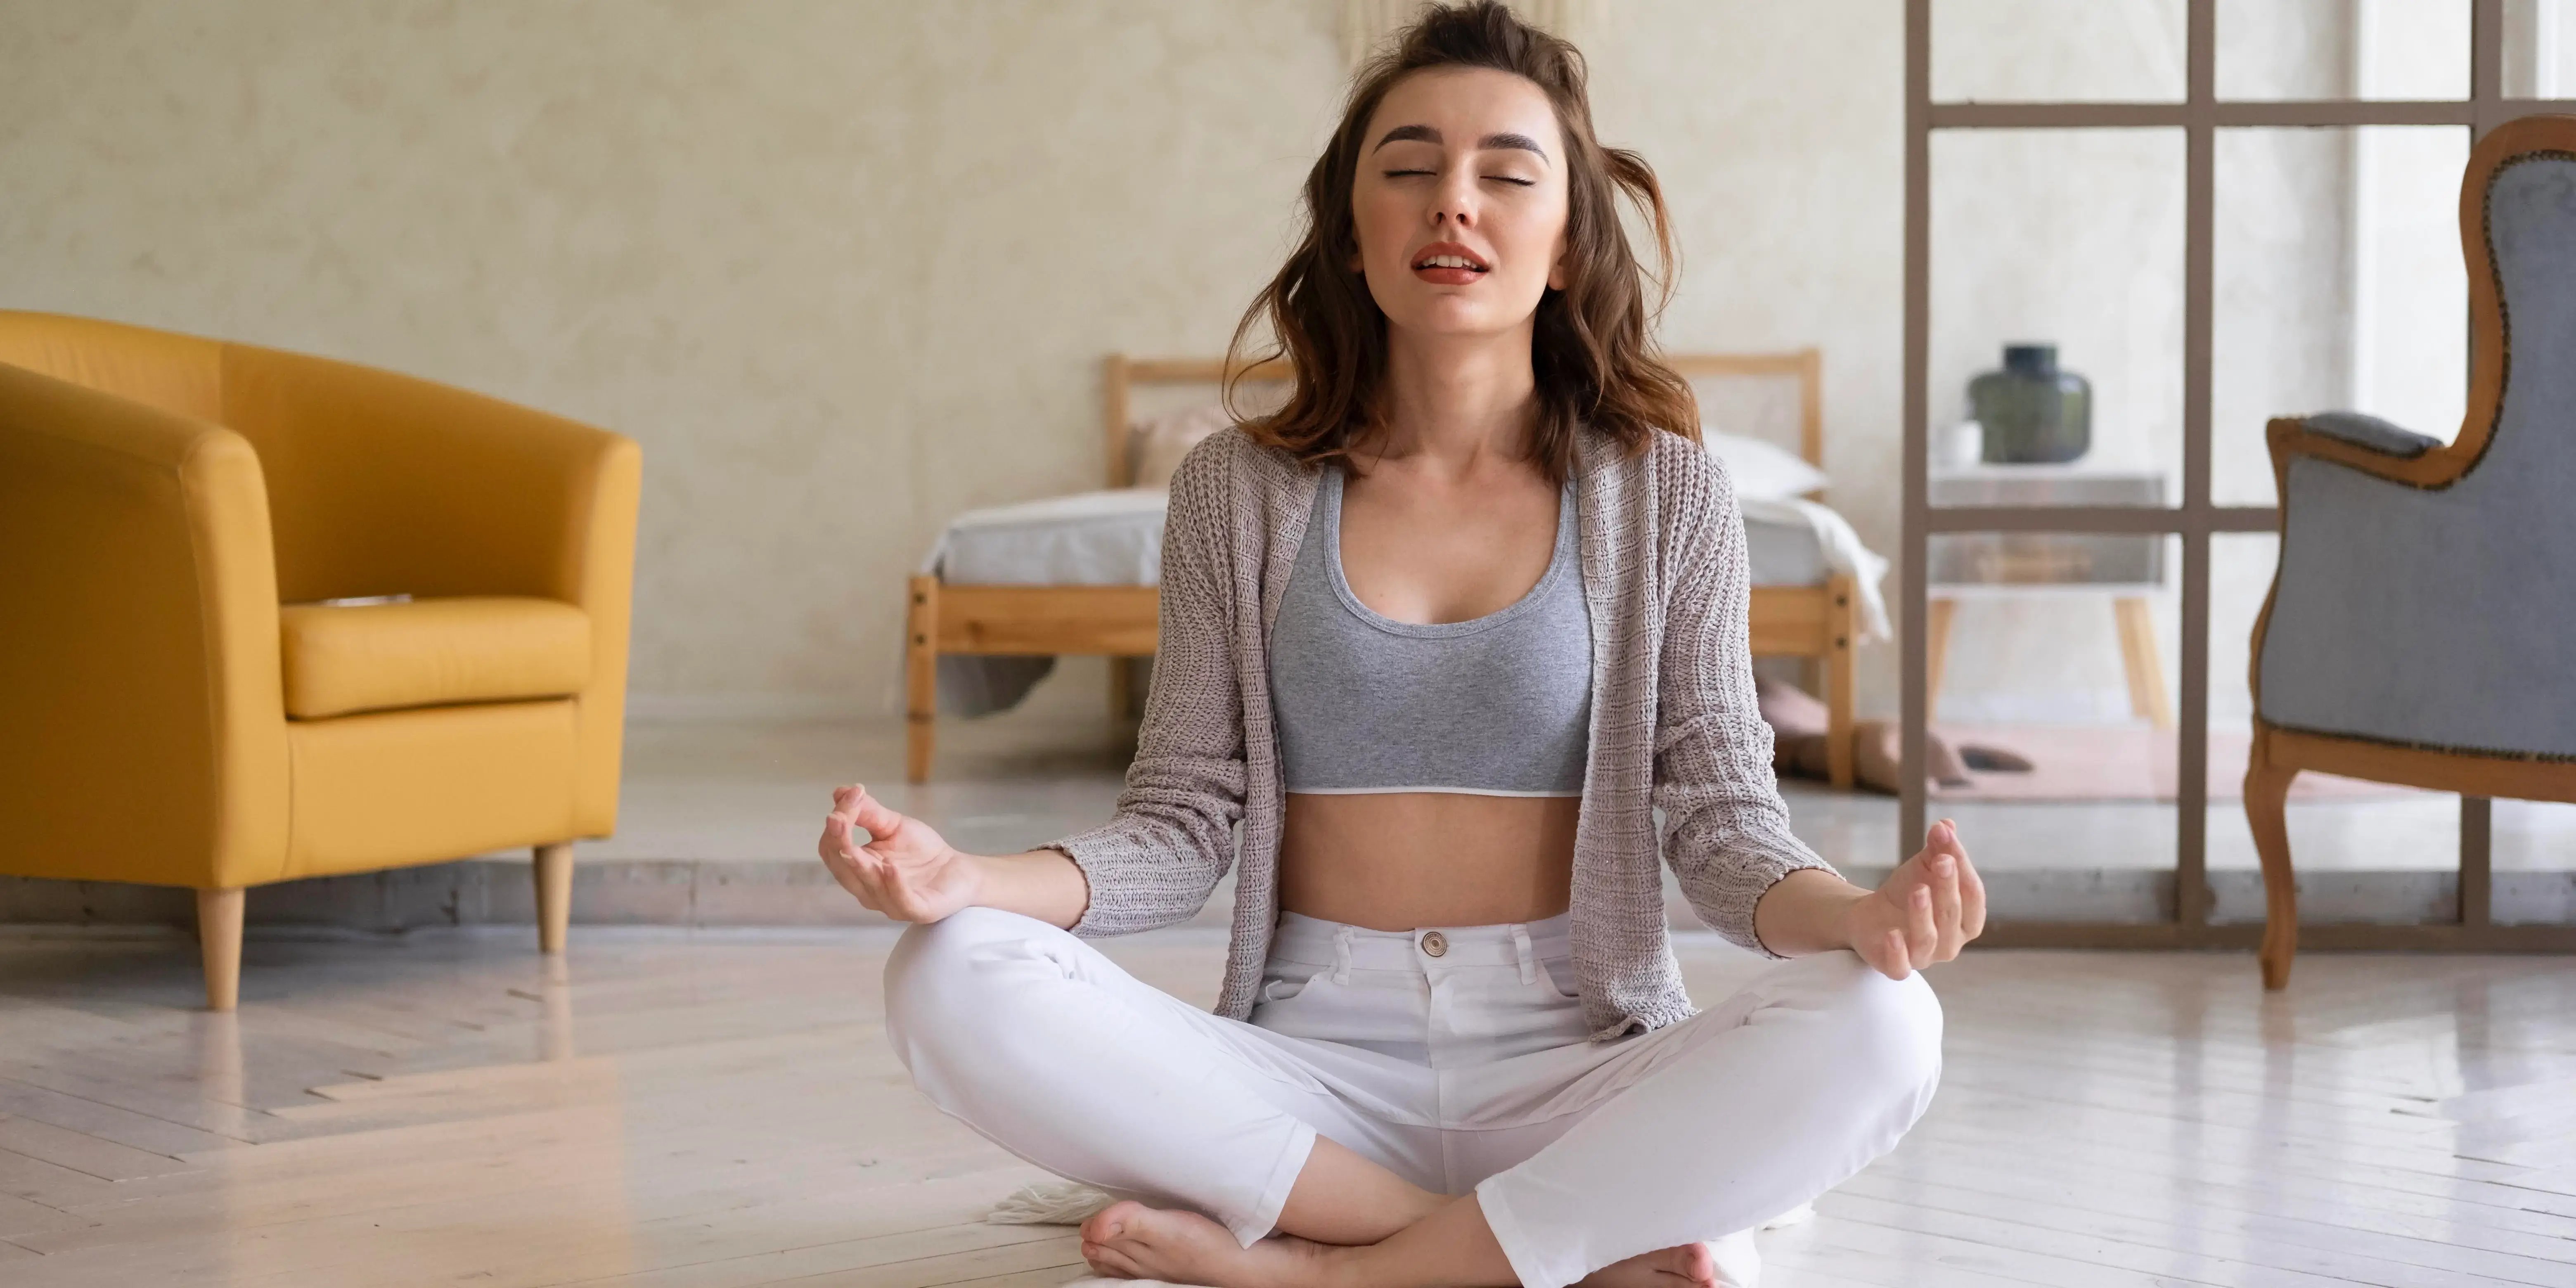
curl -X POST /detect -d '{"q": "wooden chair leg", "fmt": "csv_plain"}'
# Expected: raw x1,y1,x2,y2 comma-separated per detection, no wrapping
1108,656,1134,724
534,842,574,955
1825,575,1857,789
2114,595,2175,730
2243,742,2300,990
196,887,244,1011
907,575,939,784
1924,596,1956,722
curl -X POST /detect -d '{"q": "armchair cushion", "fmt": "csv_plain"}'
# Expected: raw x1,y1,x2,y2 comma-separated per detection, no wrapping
281,596,591,719
2301,411,2440,458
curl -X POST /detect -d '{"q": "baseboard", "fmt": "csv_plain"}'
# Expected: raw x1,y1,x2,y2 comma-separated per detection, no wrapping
625,692,876,722
5,862,2569,933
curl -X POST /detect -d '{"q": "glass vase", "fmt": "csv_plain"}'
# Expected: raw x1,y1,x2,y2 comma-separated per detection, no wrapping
1971,343,2091,464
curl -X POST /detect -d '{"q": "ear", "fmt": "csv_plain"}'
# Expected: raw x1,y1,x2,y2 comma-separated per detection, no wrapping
1546,247,1570,291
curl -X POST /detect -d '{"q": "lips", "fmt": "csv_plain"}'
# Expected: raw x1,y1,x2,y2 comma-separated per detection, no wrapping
1411,241,1489,285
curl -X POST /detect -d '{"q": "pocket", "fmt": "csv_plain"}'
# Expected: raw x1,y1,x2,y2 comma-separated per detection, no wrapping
1259,960,1329,1003
1538,955,1584,1002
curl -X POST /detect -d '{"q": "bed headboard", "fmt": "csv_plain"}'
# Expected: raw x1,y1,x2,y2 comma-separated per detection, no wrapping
1102,355,1294,488
1102,347,1822,488
1665,349,1825,470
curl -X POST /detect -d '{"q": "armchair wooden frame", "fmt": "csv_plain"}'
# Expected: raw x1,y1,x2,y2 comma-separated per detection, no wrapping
907,350,1856,788
2243,116,2576,989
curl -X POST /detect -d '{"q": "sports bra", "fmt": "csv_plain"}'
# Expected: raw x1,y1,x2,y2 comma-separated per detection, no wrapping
1269,465,1592,797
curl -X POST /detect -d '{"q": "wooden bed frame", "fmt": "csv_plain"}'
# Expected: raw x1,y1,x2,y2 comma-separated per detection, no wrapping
906,351,1856,787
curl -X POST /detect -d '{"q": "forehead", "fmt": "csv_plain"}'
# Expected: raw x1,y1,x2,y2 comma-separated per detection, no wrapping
1363,67,1563,154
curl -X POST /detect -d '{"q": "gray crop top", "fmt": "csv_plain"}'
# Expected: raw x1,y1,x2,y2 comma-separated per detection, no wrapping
1270,465,1592,796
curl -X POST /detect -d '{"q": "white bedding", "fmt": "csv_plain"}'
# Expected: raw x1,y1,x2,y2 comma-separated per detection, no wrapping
920,488,1169,586
919,487,1890,715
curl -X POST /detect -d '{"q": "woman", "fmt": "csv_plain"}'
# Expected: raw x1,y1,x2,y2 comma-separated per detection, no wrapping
820,6,1982,1287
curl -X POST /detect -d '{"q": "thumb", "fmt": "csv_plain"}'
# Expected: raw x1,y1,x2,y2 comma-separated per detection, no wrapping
846,788,907,845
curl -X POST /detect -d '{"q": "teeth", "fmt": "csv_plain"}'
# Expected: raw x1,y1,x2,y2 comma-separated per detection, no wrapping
1418,255,1482,270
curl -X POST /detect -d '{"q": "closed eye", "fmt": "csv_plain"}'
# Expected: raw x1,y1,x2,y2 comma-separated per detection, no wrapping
1383,168,1436,178
1485,175,1537,187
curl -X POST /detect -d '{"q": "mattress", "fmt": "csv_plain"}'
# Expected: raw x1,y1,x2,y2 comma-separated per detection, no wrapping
922,487,1837,587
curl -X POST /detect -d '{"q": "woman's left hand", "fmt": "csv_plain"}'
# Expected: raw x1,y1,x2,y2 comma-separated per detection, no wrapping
1840,819,1985,980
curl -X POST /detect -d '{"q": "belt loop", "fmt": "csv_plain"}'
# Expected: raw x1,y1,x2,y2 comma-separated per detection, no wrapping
1512,924,1536,985
1332,925,1355,985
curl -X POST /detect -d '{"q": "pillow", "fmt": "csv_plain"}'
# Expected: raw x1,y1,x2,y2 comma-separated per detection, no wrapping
1706,429,1828,500
1132,403,1235,490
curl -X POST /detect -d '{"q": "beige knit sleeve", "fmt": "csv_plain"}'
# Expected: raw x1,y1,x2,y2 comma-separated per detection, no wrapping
1040,432,1248,936
1649,440,1838,955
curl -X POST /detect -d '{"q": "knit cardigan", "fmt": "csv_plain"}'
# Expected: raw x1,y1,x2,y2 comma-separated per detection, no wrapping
1042,424,1836,1040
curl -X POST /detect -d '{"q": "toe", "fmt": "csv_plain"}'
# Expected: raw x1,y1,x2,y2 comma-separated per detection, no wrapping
1083,1238,1144,1279
1081,1200,1142,1244
1683,1241,1717,1285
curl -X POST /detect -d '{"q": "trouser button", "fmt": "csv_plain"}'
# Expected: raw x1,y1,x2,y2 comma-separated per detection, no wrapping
1420,930,1448,957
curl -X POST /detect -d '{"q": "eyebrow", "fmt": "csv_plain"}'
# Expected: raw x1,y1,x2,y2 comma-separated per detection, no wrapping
1371,124,1550,159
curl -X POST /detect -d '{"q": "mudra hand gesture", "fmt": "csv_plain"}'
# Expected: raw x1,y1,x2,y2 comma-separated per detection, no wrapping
1842,818,1985,980
818,784,976,923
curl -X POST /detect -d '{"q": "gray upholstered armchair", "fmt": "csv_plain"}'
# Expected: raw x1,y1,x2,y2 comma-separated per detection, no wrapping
2245,114,2576,988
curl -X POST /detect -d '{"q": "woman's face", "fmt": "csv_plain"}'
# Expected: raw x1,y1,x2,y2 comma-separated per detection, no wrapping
1349,68,1570,342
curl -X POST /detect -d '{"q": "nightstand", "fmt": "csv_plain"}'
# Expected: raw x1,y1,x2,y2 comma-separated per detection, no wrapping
1927,466,2172,728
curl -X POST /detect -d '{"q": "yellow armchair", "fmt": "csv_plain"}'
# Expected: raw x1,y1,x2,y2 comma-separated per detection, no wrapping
0,312,641,1009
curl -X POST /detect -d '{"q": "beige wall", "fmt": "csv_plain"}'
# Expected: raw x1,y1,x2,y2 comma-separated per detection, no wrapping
3,0,1922,719
6,1,2451,730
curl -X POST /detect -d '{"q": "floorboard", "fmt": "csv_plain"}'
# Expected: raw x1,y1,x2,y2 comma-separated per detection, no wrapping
2,930,2572,1286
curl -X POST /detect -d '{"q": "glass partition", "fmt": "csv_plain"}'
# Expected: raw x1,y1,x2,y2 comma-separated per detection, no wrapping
2216,0,2469,101
1933,0,2188,103
1930,129,2183,506
2211,126,2470,506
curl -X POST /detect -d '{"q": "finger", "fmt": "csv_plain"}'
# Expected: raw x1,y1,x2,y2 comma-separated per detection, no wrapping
870,843,923,916
846,788,906,845
1878,928,1912,980
1907,884,1939,967
828,814,896,890
815,821,883,909
1931,852,1965,960
1958,850,1989,940
1854,922,1901,980
819,813,871,871
829,784,867,821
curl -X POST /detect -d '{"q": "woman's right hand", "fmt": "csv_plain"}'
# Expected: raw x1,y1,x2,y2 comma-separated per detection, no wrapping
819,784,980,923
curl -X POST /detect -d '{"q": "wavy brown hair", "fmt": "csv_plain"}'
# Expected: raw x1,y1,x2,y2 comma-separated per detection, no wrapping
1227,0,1696,483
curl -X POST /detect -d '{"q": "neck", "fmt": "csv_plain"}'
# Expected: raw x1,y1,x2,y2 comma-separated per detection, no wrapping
1371,320,1540,476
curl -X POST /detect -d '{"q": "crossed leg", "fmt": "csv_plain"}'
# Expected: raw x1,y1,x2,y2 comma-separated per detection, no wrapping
883,908,1939,1288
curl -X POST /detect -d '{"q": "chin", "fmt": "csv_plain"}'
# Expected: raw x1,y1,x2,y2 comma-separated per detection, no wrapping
1384,300,1535,341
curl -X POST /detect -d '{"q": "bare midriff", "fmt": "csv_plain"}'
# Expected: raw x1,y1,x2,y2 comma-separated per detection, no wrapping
1277,791,1579,931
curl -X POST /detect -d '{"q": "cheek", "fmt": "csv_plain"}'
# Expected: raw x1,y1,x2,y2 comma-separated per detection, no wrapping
1495,201,1569,288
1351,187,1413,269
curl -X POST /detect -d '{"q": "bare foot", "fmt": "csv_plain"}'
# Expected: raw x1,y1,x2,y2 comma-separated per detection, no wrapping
1576,1242,1719,1288
1080,1200,1335,1288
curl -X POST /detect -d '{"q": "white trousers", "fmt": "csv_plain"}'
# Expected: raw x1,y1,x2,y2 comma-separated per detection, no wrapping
884,907,1942,1288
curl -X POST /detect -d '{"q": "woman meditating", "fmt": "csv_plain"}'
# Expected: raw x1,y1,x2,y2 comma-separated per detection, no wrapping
820,5,1982,1286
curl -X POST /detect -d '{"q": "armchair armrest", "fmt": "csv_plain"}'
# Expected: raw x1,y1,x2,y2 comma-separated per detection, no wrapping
219,345,642,836
2265,406,2481,494
2299,411,2439,459
0,365,290,888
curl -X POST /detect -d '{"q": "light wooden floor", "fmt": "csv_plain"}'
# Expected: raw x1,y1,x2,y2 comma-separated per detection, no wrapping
2,929,2573,1286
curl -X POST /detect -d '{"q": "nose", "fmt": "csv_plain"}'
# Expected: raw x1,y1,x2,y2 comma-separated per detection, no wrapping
1429,168,1476,231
